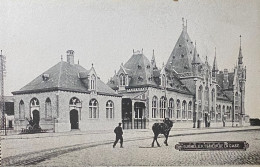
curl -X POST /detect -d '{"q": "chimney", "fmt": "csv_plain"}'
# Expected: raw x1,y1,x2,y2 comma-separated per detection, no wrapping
66,50,74,65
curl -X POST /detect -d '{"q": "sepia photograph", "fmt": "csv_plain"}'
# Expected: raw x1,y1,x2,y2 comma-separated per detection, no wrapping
0,0,260,166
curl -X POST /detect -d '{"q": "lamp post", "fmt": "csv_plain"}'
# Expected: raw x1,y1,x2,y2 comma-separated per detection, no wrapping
193,78,197,128
0,50,6,135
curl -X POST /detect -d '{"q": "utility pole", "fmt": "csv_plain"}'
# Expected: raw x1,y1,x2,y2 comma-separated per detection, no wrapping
0,50,6,135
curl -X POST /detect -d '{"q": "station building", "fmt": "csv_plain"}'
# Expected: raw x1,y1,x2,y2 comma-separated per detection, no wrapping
12,22,247,132
107,23,247,129
12,51,121,132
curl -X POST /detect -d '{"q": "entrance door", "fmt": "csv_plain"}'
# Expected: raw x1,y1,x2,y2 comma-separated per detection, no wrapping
70,110,79,129
32,110,40,125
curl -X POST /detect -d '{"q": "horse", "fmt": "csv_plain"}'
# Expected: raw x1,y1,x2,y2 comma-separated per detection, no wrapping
151,118,173,147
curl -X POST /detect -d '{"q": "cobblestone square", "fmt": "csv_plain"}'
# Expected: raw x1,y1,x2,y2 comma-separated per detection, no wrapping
35,130,260,166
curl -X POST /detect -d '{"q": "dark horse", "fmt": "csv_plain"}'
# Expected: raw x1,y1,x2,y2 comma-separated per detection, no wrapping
151,118,173,147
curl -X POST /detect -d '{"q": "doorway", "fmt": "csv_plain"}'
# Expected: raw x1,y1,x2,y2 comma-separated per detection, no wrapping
32,110,40,125
70,110,79,129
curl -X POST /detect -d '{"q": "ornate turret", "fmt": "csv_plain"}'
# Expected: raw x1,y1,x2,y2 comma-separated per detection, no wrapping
151,49,157,70
191,42,200,76
238,35,243,67
212,47,219,79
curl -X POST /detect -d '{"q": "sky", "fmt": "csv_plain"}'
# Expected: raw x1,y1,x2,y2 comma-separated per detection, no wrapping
1,0,260,118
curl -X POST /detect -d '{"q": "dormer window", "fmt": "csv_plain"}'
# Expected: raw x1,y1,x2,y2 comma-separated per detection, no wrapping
181,54,184,58
147,65,150,69
138,76,143,81
42,73,49,81
90,74,96,90
138,65,142,69
161,74,166,87
172,56,175,59
119,73,126,86
179,44,182,47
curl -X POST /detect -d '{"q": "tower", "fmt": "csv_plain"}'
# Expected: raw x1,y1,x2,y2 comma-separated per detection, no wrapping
237,35,246,118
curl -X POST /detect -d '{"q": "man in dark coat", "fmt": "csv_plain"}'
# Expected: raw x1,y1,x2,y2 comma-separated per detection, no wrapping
113,123,123,148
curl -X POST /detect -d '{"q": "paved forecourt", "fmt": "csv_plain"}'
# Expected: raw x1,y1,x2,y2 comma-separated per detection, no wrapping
37,130,260,166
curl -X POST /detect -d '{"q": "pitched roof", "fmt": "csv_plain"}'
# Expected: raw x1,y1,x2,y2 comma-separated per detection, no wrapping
13,61,118,96
166,26,203,74
122,51,157,87
216,72,234,90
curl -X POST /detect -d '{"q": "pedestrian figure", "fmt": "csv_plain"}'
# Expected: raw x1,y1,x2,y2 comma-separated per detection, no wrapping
113,123,123,148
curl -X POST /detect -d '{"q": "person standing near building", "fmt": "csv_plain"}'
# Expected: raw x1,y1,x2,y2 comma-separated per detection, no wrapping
113,123,123,148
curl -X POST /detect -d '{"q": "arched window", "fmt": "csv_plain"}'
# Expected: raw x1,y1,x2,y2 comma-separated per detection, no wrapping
168,98,174,119
198,86,203,101
152,96,158,118
182,101,187,120
30,98,39,107
188,101,192,120
89,99,98,118
119,73,126,86
217,105,221,120
161,74,166,87
106,100,114,119
159,96,167,118
69,97,80,106
204,87,209,112
211,89,215,102
45,98,52,118
90,74,96,90
19,100,25,119
222,105,226,120
198,105,202,120
176,99,181,119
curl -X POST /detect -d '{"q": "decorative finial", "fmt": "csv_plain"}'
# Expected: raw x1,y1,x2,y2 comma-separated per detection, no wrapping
1,50,2,55
240,35,242,48
153,49,154,55
92,63,93,67
195,41,196,47
206,56,208,61
142,48,143,53
133,49,134,53
78,59,79,64
61,55,63,61
215,47,216,56
186,19,187,29
182,17,184,29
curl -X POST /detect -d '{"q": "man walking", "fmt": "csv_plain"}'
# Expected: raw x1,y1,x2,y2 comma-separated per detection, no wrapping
113,123,123,148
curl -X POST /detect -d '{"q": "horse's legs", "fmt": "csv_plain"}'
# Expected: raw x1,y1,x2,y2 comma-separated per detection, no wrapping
164,132,170,146
152,135,156,147
155,134,160,147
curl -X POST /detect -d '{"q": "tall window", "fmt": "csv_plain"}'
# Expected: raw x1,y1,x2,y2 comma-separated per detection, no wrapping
90,74,96,90
176,100,181,119
45,98,52,118
182,101,187,120
168,98,174,119
89,99,98,118
119,74,126,86
198,86,203,101
198,105,202,119
106,100,114,119
188,101,192,120
159,96,167,118
19,100,25,119
204,87,209,112
152,96,158,118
